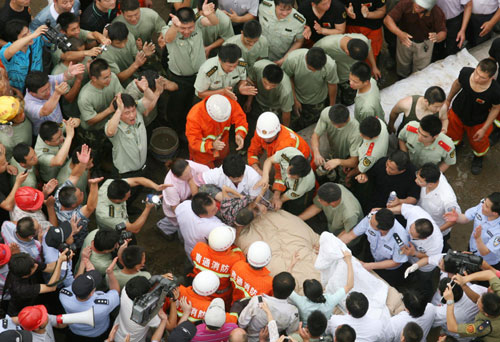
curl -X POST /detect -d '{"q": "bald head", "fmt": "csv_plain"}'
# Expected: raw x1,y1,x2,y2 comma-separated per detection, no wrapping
229,328,248,342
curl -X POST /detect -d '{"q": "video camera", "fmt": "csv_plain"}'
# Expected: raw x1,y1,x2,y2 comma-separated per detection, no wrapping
443,250,483,275
42,20,72,52
115,222,133,245
131,275,178,326
58,242,77,257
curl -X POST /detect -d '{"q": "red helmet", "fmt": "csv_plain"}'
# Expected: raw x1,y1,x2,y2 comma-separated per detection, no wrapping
18,305,48,331
15,186,44,211
0,244,11,266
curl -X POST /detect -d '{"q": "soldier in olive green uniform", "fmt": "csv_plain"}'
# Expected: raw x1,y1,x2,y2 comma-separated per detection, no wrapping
354,78,384,123
194,55,247,98
96,178,129,230
195,7,234,57
9,144,39,188
314,34,380,105
357,117,389,174
258,0,305,65
282,48,339,130
224,28,268,71
398,117,456,172
112,6,166,43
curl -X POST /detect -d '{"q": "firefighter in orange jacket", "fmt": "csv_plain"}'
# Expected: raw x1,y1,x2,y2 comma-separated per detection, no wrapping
176,270,238,324
186,94,248,168
230,241,273,305
247,112,312,194
191,226,245,307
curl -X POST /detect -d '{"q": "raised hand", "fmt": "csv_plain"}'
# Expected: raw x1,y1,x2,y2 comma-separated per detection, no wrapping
346,3,356,19
201,0,216,17
77,144,91,164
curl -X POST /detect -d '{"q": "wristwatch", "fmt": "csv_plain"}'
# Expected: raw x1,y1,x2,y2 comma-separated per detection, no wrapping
446,299,454,305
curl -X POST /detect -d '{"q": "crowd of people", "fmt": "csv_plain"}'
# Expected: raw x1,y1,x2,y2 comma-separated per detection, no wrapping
0,0,499,341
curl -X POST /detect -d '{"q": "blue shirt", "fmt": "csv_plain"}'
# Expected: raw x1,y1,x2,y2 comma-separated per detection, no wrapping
0,36,46,91
59,287,119,337
353,214,409,268
466,201,500,265
288,288,346,324
29,1,81,31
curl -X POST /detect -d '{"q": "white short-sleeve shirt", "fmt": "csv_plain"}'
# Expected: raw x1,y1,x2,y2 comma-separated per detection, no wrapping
202,165,262,198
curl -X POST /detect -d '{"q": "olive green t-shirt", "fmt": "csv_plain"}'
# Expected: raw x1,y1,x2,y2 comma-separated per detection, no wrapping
0,119,32,161
112,8,166,42
354,78,384,123
224,34,269,69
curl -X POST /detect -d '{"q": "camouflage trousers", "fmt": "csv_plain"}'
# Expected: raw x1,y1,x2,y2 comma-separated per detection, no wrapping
291,101,326,131
337,81,357,106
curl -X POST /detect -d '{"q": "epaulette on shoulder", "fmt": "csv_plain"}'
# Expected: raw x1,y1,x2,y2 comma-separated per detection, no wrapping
206,66,218,77
438,140,452,152
195,11,202,20
238,60,248,67
262,1,272,7
406,125,418,134
293,13,305,24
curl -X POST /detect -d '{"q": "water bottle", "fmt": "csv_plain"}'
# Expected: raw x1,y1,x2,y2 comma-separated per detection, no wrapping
387,191,397,206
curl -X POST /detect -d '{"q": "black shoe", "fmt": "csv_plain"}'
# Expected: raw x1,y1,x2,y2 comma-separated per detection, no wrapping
155,226,177,241
471,156,483,175
489,127,500,146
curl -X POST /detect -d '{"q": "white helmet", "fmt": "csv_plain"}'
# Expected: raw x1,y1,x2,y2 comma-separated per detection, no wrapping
415,0,436,10
206,95,231,122
256,112,281,139
192,270,220,296
209,226,236,252
247,241,272,268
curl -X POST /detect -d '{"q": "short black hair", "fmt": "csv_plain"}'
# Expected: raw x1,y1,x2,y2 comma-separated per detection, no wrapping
317,182,341,203
439,278,463,303
303,279,325,303
263,64,284,84
113,93,136,110
171,158,189,177
218,44,242,63
121,0,140,12
275,0,295,6
8,253,35,278
414,218,434,239
419,163,440,183
4,19,28,42
125,276,151,300
328,104,349,124
420,115,442,137
13,143,31,164
481,292,500,317
58,186,78,208
359,116,381,138
307,311,327,337
288,155,311,178
89,59,110,79
25,71,49,93
335,325,356,342
424,86,446,104
272,272,296,299
235,207,254,226
242,20,261,39
478,58,498,77
107,179,131,200
68,37,85,50
16,217,36,238
108,22,129,42
122,245,145,269
402,322,423,342
57,12,79,31
138,69,160,91
192,192,214,216
306,47,327,70
176,7,196,23
487,192,500,215
345,292,368,318
94,228,120,251
374,208,394,231
347,39,368,61
388,150,410,171
403,290,426,318
39,121,61,142
222,154,246,178
350,61,371,82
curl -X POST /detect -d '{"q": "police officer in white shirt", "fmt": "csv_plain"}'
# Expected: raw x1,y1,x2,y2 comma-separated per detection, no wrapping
201,153,262,198
385,290,437,342
340,208,410,288
389,203,444,302
327,292,385,342
433,277,488,342
416,163,461,251
444,192,500,269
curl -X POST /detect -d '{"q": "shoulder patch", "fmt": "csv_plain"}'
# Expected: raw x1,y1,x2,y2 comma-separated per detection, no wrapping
262,0,272,7
438,140,452,152
206,66,218,77
195,11,201,20
290,192,300,198
342,11,347,19
60,288,73,297
366,142,375,156
293,13,305,24
238,60,248,67
406,125,418,134
94,298,109,305
450,150,455,159
494,237,500,247
109,205,115,218
477,320,491,333
292,179,299,191
362,158,371,167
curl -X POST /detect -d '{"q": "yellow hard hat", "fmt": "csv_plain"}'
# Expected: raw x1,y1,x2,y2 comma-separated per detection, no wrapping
0,96,21,124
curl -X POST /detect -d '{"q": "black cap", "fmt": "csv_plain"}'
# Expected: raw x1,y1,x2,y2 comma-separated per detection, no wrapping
168,321,197,342
72,270,102,298
45,221,72,249
0,330,33,342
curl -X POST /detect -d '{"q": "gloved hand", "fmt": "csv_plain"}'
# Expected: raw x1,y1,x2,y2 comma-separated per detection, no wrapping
404,264,419,278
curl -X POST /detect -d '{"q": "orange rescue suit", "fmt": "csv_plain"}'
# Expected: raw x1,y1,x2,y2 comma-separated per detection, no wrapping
229,260,273,305
186,95,248,168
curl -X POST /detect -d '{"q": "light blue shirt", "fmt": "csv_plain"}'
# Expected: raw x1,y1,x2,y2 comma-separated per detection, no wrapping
288,288,346,324
60,287,119,337
466,201,500,265
42,236,74,288
352,214,409,268
29,1,81,31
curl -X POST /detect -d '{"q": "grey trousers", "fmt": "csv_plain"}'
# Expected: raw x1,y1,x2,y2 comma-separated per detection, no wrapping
396,39,434,77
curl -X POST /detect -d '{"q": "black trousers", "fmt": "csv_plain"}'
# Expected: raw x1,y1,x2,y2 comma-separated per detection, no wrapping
165,69,197,137
467,12,495,47
433,13,464,60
